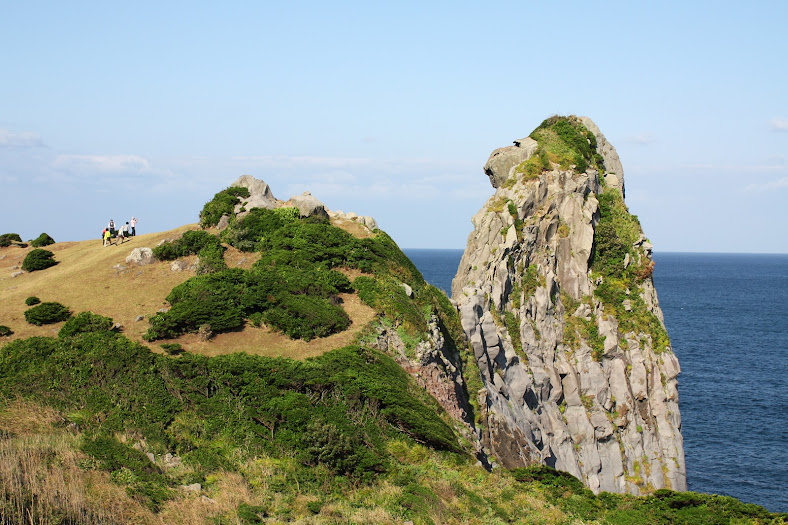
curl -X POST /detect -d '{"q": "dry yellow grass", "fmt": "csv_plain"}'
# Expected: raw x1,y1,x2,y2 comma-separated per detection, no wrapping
0,224,377,360
0,400,159,525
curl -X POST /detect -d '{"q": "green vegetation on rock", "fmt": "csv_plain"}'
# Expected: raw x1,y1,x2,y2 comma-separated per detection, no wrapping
21,248,58,272
199,186,251,227
591,187,670,352
530,115,605,174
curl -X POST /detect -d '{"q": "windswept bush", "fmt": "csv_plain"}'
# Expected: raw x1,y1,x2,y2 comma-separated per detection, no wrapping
0,325,12,336
220,207,300,251
30,232,55,247
24,302,71,326
0,233,22,247
199,186,250,228
195,243,228,274
21,249,58,272
152,230,223,261
263,294,350,340
58,311,114,338
25,296,41,306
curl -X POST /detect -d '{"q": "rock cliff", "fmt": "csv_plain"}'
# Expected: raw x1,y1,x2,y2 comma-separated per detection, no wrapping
452,116,686,494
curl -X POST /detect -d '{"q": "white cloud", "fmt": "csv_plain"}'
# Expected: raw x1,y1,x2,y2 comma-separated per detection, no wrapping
0,129,45,148
231,155,371,170
744,177,788,192
770,118,788,132
53,154,151,173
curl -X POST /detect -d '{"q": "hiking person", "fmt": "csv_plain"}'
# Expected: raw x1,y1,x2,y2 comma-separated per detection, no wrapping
130,216,137,236
103,228,112,247
108,219,115,236
119,222,130,243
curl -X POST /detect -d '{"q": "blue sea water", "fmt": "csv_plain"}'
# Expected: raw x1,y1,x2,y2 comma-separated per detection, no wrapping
404,249,788,513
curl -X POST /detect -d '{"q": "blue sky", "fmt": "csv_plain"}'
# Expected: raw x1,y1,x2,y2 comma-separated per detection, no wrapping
1,2,786,252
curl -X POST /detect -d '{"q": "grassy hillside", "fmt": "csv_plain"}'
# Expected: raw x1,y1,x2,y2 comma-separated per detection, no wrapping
0,224,376,359
1,185,785,524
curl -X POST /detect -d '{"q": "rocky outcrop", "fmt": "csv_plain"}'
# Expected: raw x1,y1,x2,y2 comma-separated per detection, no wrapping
452,116,685,495
285,191,329,220
371,315,485,462
227,175,376,230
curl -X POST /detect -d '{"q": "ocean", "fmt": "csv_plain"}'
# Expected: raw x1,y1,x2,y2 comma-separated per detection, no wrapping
404,249,788,513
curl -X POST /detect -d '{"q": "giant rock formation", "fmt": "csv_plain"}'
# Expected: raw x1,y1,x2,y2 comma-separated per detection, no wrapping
452,116,686,494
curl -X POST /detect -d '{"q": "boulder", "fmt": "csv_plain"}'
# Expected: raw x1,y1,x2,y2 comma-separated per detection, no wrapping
126,247,154,266
286,191,329,219
230,175,277,213
483,137,539,188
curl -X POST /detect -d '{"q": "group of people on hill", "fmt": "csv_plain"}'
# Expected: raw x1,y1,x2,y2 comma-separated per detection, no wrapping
103,217,137,246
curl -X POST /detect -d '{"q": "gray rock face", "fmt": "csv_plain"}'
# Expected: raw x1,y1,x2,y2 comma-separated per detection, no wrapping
484,137,539,188
126,247,154,266
231,175,277,215
452,117,686,495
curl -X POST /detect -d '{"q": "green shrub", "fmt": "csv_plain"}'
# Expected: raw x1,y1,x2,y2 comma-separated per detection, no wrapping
199,186,250,227
196,243,228,274
237,502,268,523
263,294,350,340
58,311,114,338
81,435,172,511
0,233,22,247
25,296,41,306
220,207,300,252
21,249,58,272
24,302,71,325
160,343,183,355
0,325,12,336
30,232,55,247
153,230,223,261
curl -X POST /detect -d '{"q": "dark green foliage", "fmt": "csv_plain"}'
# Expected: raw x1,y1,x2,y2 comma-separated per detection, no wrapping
511,466,782,524
530,115,604,174
237,502,268,523
0,334,459,488
220,207,300,252
147,214,420,342
152,230,223,261
21,248,58,272
196,243,228,274
263,294,349,340
58,311,114,338
0,325,12,336
160,343,183,355
25,296,41,306
24,302,71,325
0,233,22,247
81,435,172,511
199,186,250,227
30,232,55,247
